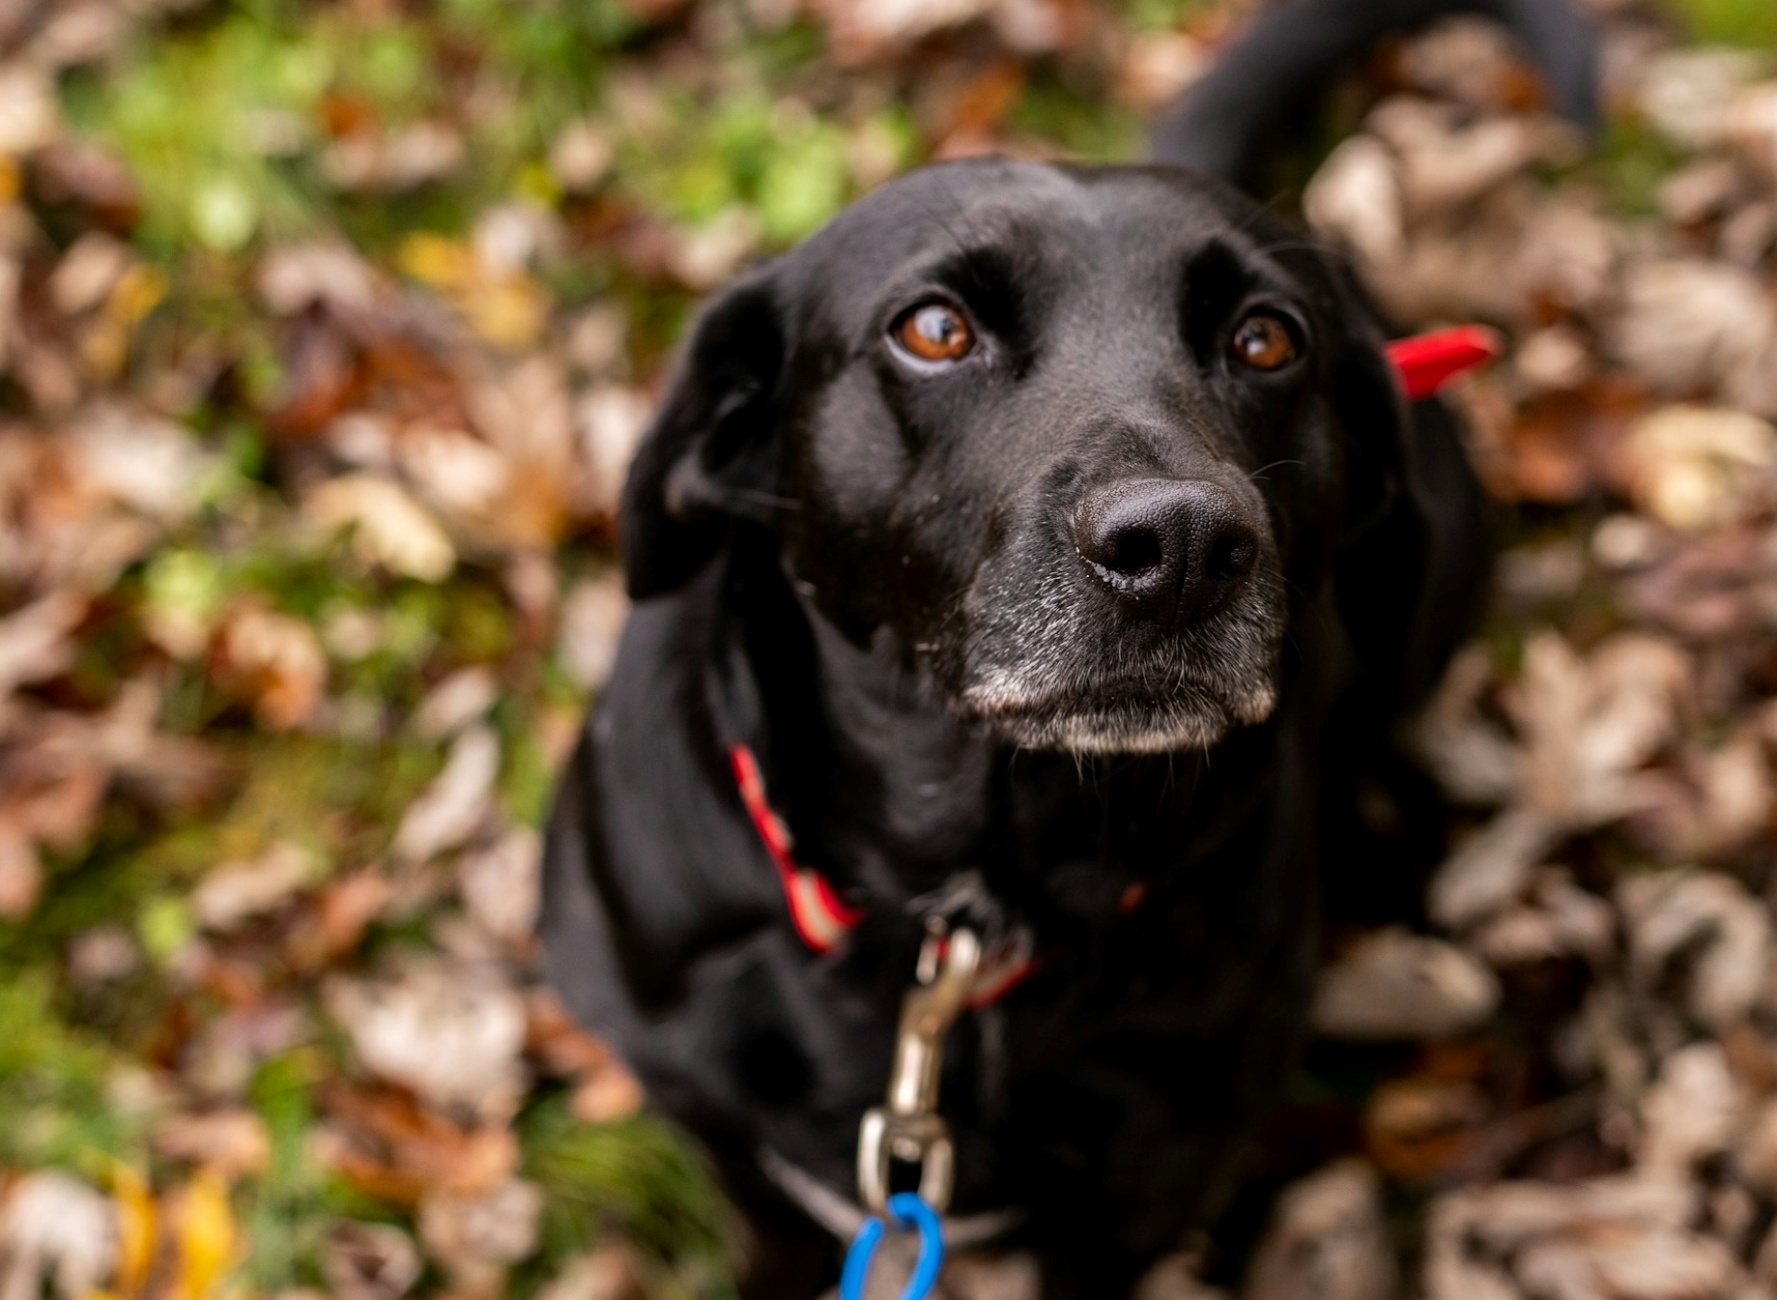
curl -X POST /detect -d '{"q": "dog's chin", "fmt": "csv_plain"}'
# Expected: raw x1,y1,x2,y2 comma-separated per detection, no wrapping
961,681,1280,755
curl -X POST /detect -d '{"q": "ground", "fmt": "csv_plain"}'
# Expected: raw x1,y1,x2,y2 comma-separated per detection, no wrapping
0,1,1775,1298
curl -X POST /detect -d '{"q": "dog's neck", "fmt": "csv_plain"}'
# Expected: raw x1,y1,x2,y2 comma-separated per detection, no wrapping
718,537,1287,933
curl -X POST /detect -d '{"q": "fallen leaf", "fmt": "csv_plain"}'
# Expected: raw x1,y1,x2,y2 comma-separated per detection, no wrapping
1618,870,1771,1028
324,953,527,1122
153,1110,271,1180
1614,405,1777,531
417,1177,543,1298
1244,1160,1397,1300
391,725,500,863
457,827,540,947
307,474,456,582
213,605,327,730
1637,1042,1747,1176
0,1171,118,1300
1312,928,1500,1041
322,1221,421,1300
190,842,318,932
556,575,628,691
536,1247,650,1300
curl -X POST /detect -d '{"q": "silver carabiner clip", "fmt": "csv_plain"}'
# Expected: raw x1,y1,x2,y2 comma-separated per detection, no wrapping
857,926,981,1215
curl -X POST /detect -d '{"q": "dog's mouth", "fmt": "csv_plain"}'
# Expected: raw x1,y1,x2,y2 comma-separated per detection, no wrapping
942,473,1289,754
951,548,1288,754
959,670,1280,754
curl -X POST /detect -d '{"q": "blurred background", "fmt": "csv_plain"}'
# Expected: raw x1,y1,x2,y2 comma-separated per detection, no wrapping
2,0,1777,1297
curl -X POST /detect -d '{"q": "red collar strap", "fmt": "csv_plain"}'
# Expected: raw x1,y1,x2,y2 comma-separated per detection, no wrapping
1386,325,1500,400
729,743,1037,1007
729,744,864,953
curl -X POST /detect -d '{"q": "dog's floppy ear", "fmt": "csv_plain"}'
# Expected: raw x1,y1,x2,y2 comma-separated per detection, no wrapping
1332,322,1414,542
621,265,788,599
1331,316,1491,709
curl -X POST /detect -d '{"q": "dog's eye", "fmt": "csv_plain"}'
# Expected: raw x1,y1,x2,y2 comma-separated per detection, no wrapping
893,303,974,364
1229,312,1299,371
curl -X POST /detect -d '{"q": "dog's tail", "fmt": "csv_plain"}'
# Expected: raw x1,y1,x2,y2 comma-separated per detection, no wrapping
1151,0,1599,191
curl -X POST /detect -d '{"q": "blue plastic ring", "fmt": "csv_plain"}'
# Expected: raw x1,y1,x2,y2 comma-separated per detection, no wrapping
839,1193,946,1300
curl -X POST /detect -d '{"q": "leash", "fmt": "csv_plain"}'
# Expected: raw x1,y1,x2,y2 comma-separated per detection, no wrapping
840,923,983,1300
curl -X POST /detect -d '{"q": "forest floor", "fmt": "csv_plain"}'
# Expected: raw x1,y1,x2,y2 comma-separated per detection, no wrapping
4,0,1777,1297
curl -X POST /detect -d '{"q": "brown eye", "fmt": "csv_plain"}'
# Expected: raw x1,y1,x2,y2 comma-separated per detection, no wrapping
1230,312,1300,371
894,303,974,363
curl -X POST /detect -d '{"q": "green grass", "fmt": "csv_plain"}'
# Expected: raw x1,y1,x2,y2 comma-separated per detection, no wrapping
1670,0,1777,47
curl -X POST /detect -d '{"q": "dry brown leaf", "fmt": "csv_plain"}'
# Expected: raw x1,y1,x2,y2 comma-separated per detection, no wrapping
411,666,499,743
417,1178,542,1298
0,1172,118,1300
1470,869,1615,967
213,605,327,730
1244,1160,1396,1300
258,242,379,318
153,1109,272,1180
1311,928,1500,1041
1607,260,1777,416
324,953,527,1122
1429,808,1561,932
323,1221,422,1300
556,575,628,691
191,842,318,932
575,385,653,523
1510,632,1691,826
1131,1254,1226,1300
0,592,84,699
1618,870,1772,1028
1365,1076,1492,1182
537,1247,650,1300
286,868,395,971
323,123,466,193
457,827,541,948
392,725,499,864
1637,1042,1747,1175
317,1082,520,1202
1423,1177,1703,1300
1614,406,1777,532
307,475,456,582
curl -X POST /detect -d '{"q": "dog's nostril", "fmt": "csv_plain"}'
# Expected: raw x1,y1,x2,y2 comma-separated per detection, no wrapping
1105,528,1163,576
1206,531,1257,584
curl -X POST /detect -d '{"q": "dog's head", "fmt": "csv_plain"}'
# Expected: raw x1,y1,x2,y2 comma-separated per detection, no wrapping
623,160,1410,754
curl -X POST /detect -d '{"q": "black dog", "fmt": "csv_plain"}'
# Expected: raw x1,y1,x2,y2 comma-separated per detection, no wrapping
542,3,1592,1295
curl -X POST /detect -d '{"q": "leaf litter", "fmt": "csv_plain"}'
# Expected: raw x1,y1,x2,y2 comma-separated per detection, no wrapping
6,0,1777,1297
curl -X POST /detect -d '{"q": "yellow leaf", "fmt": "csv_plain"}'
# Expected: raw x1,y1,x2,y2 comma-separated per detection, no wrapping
398,233,474,290
168,1171,236,1300
465,274,548,349
106,263,169,328
110,1163,158,1300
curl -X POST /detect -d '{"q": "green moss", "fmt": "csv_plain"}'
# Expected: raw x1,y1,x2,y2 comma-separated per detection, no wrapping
1593,119,1689,219
242,1050,330,1293
1669,0,1777,48
1008,76,1144,162
521,1097,736,1297
0,973,148,1173
62,11,329,255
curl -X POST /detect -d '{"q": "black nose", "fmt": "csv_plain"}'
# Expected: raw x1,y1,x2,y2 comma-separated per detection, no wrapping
1071,478,1260,623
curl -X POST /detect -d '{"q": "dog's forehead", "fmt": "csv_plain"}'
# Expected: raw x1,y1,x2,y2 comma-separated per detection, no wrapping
784,159,1283,310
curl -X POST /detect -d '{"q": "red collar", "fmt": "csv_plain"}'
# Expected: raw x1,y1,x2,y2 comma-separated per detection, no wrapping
1386,325,1500,399
729,743,1037,1007
729,744,865,953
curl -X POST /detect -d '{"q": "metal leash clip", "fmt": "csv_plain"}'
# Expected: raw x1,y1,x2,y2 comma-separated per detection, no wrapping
856,923,981,1216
